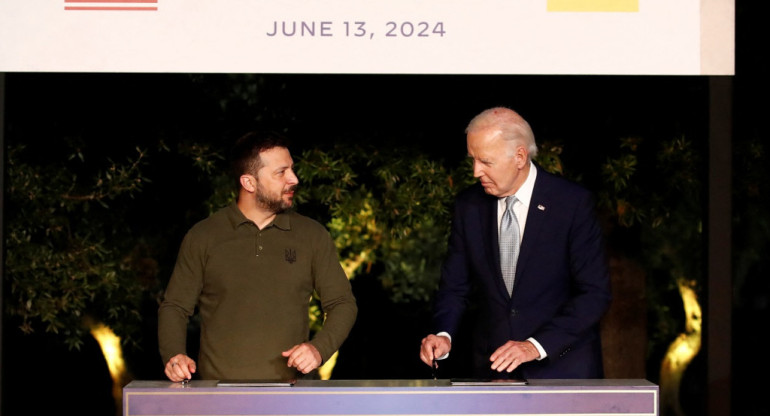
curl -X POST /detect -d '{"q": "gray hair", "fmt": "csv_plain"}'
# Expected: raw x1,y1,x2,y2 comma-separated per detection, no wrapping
465,107,538,158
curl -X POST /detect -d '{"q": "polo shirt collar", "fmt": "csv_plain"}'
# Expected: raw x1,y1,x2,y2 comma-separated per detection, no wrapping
226,202,292,230
272,211,292,230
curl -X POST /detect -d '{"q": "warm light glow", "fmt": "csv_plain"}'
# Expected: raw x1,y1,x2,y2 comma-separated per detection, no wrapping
91,323,126,381
318,351,339,380
333,202,380,280
659,279,702,415
662,280,702,368
681,282,702,334
341,251,372,278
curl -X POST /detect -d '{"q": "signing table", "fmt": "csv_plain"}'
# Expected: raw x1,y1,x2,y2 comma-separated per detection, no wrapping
123,379,658,416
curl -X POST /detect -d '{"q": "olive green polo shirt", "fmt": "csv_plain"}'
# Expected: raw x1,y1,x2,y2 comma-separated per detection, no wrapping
158,202,357,380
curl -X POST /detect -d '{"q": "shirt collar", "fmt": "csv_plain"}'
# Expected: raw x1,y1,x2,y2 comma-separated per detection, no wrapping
499,160,537,207
225,201,292,231
516,160,537,207
272,211,292,230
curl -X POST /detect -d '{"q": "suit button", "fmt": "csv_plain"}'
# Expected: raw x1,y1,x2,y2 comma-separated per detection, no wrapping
510,309,518,317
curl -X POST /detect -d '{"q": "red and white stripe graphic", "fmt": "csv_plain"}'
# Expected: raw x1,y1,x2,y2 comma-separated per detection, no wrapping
64,0,158,11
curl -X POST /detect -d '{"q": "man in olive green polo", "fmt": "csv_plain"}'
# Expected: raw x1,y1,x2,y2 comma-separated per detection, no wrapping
158,131,358,382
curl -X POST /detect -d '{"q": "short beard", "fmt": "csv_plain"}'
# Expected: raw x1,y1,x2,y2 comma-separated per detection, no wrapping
256,184,296,213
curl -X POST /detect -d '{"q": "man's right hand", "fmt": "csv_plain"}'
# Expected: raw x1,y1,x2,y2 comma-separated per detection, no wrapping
419,334,451,367
164,353,196,382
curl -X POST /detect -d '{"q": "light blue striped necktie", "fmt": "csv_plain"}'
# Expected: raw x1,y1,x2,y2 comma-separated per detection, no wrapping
500,195,520,295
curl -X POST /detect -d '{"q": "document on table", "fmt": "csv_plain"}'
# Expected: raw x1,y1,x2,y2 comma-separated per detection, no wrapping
217,380,294,387
450,379,528,386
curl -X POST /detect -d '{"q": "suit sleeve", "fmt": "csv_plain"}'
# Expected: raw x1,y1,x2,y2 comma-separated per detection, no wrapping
531,190,612,357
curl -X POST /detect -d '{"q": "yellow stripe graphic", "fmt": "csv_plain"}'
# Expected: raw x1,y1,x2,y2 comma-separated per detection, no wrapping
548,0,639,12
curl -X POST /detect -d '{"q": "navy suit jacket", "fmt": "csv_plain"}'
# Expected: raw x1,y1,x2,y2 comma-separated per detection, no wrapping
433,164,611,379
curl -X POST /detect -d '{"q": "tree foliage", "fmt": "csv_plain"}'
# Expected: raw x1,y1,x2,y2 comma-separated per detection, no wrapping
596,135,704,381
296,144,475,306
4,143,150,350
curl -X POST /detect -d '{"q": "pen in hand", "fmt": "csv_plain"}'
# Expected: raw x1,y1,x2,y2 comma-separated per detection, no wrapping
432,359,438,380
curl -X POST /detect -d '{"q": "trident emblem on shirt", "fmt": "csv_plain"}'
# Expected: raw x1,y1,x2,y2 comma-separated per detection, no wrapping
285,248,297,264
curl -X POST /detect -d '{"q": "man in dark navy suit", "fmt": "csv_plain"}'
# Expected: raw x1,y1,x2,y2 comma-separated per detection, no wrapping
420,107,611,379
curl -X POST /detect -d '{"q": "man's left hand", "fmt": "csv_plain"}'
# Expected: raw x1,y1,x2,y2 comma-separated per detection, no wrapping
489,340,540,373
282,343,322,374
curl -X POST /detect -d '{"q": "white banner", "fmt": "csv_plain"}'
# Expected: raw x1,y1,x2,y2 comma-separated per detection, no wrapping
0,0,734,75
